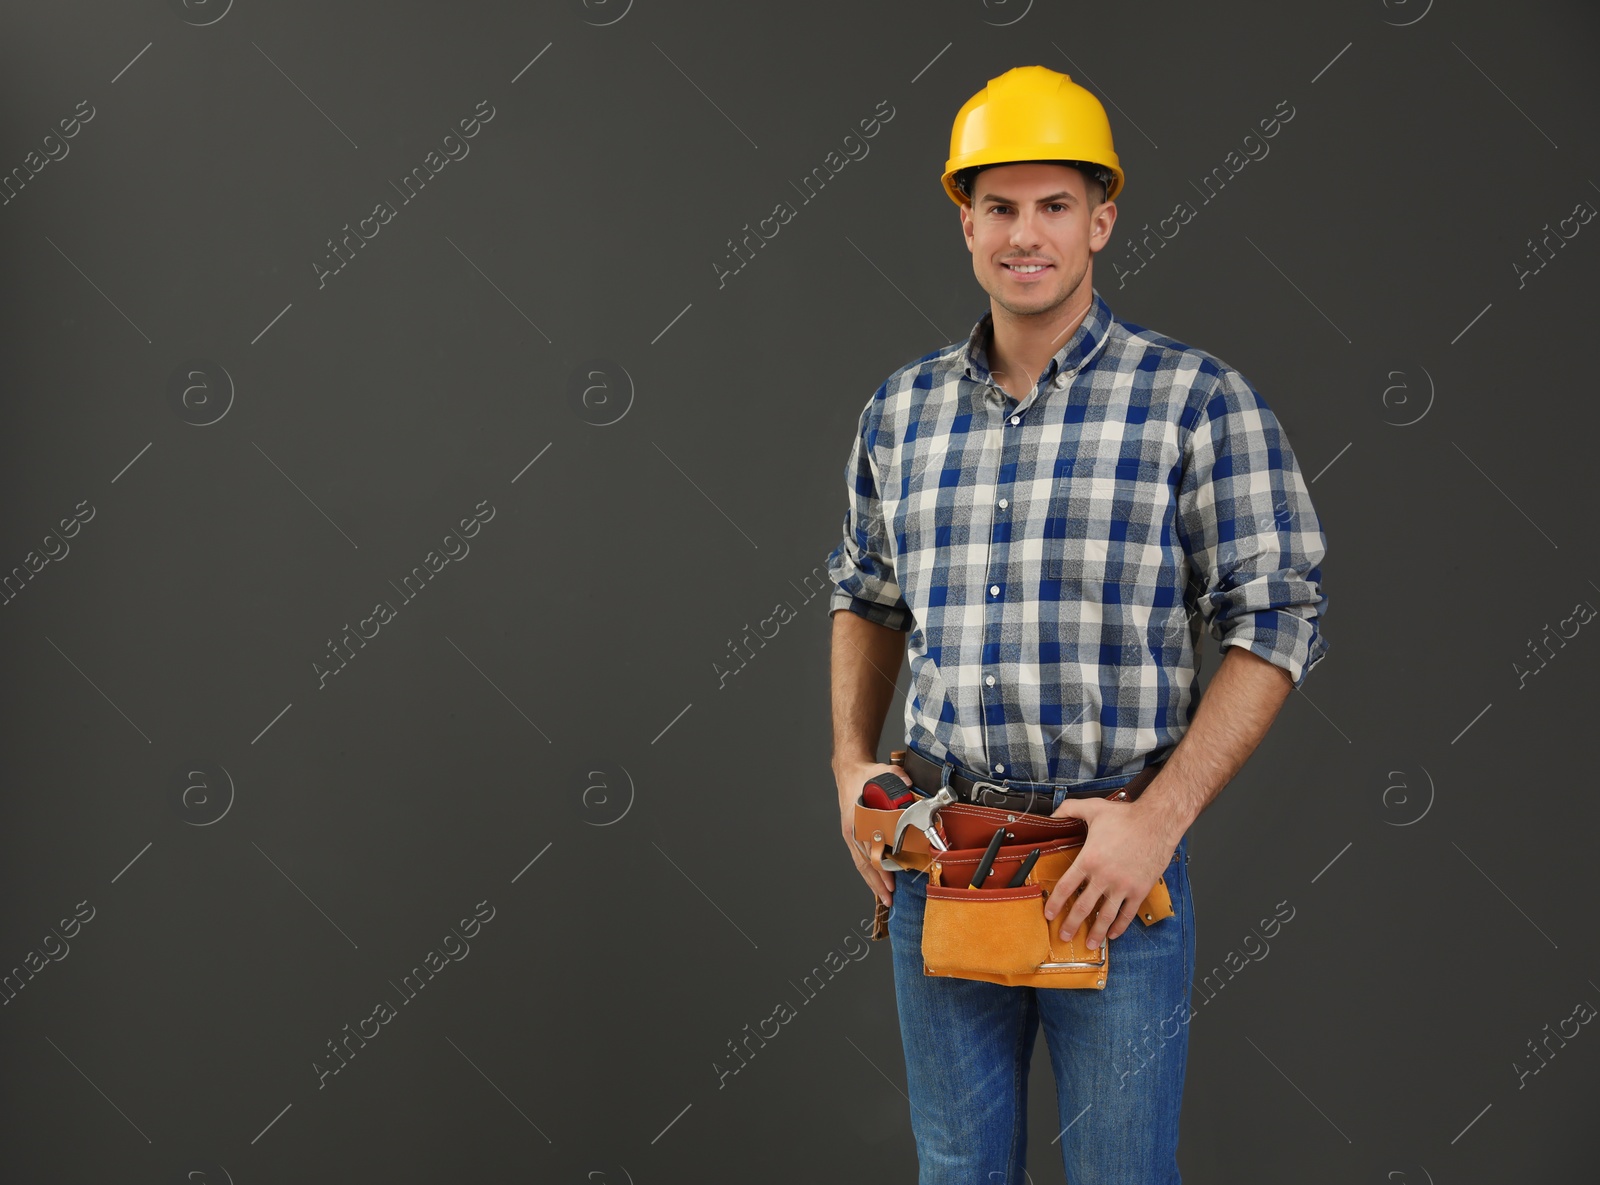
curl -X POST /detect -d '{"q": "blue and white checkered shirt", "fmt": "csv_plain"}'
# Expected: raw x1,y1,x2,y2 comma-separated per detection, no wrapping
826,288,1329,790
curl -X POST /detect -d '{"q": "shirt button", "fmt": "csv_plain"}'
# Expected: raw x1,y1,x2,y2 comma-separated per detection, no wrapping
1009,415,1021,425
984,675,996,686
989,584,1000,596
994,764,1005,774
997,498,1008,509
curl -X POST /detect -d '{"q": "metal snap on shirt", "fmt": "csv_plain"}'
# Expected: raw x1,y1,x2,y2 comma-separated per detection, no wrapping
825,287,1331,787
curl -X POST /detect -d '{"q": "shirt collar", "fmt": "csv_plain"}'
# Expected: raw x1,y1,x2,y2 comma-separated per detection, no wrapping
959,287,1115,390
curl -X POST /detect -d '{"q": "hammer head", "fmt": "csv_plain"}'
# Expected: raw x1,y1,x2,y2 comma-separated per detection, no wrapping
892,787,955,854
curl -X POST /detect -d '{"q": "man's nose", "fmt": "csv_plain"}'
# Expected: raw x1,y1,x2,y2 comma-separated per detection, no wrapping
1009,212,1045,247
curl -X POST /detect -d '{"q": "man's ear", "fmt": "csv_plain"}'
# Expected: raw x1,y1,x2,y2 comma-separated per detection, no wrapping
1090,200,1117,251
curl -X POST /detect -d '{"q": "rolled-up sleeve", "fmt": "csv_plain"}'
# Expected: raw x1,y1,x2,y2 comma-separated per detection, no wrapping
1176,367,1329,689
826,391,913,632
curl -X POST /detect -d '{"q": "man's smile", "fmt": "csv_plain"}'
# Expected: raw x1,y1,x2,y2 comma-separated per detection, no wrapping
1001,260,1053,279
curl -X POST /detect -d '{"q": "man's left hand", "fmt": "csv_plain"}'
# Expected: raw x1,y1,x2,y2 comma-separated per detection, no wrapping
1044,798,1180,949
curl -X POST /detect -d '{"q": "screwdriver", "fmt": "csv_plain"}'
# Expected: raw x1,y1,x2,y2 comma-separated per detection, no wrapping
968,827,1008,889
1005,847,1042,888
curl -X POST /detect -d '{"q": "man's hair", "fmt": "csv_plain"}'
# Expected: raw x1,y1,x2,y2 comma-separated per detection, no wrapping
955,160,1112,208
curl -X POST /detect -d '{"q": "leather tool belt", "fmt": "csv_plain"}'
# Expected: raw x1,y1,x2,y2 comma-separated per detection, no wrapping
898,745,1160,813
853,749,1177,990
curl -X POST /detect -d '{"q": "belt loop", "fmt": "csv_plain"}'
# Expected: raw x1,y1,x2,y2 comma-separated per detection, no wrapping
939,756,955,793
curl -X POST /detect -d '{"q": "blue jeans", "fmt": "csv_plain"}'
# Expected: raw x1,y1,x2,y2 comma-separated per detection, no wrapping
887,819,1195,1184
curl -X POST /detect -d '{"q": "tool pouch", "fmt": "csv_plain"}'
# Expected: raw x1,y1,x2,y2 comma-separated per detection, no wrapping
854,775,1176,990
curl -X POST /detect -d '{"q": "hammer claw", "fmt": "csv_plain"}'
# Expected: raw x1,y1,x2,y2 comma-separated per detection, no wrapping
891,787,956,854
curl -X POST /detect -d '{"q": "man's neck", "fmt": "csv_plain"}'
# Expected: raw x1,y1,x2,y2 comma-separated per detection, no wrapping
987,284,1094,400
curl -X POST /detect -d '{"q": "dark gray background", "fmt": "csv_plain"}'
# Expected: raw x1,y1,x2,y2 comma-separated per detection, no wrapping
2,0,1596,1181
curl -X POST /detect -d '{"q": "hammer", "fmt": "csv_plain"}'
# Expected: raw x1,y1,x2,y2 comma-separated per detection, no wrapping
892,786,955,855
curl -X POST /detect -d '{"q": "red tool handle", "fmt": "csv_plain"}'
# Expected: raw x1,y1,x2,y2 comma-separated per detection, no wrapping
862,771,918,810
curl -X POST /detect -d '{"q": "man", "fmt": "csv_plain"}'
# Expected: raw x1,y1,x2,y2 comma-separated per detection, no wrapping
826,66,1329,1183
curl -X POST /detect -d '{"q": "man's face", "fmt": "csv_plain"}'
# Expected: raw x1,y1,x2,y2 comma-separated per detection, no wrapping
959,162,1116,319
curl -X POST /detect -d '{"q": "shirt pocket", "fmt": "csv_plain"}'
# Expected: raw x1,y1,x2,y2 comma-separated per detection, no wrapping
1043,473,1120,578
1036,454,1177,582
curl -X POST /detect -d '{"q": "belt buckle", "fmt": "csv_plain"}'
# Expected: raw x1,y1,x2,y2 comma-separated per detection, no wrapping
969,780,1013,807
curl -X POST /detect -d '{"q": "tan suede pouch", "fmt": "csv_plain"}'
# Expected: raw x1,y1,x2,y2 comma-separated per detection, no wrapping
924,841,1111,988
923,883,1053,976
859,797,1177,988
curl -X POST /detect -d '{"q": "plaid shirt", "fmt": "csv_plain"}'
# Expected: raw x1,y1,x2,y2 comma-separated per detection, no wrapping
826,288,1329,790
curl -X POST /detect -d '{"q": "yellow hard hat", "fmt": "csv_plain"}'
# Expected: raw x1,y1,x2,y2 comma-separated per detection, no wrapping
941,65,1123,207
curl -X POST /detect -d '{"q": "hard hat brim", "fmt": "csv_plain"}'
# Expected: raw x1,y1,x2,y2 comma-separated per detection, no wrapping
941,148,1124,207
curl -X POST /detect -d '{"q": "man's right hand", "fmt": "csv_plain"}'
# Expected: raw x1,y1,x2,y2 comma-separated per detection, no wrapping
835,760,912,909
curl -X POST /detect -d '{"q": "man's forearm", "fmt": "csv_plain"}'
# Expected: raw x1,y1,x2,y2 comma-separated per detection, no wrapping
829,607,907,772
1137,644,1295,845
